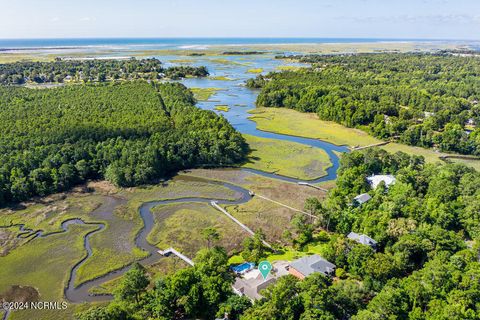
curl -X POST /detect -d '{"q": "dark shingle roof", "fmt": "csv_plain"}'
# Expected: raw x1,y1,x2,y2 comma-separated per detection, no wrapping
290,254,336,277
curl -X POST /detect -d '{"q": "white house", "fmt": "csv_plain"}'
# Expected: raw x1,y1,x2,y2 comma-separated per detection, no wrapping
367,175,396,190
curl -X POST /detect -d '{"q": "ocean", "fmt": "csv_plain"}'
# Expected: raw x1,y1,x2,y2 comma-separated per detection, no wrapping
0,37,462,50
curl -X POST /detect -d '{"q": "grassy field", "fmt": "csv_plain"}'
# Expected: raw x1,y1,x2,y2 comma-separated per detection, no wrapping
185,169,329,208
275,65,307,71
379,143,448,164
0,192,105,234
0,224,96,320
444,157,480,171
209,58,251,66
0,175,243,314
229,240,329,265
184,169,330,244
148,202,249,257
247,68,264,74
249,108,381,147
249,108,457,164
190,87,222,101
168,59,195,64
210,76,235,81
223,197,297,244
242,134,331,180
214,105,230,112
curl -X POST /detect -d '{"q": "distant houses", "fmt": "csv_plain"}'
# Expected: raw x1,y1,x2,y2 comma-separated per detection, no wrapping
353,193,372,206
352,174,396,206
367,174,396,189
347,232,377,248
287,255,336,280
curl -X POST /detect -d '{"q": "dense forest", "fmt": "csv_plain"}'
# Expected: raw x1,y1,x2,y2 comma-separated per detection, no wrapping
0,58,209,84
76,149,480,319
248,53,480,155
0,81,247,205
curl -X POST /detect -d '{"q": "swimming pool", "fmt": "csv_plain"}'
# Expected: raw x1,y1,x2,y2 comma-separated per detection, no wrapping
231,262,255,274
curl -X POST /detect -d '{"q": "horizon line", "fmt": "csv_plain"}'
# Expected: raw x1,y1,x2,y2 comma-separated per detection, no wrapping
0,36,479,41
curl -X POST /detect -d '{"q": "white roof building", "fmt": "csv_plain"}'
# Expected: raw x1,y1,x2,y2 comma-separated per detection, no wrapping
367,175,396,190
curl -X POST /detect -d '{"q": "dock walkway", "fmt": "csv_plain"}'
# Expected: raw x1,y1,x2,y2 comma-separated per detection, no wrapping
158,247,194,266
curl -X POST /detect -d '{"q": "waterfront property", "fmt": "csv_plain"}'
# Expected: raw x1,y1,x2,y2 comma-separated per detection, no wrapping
233,270,277,300
232,261,289,300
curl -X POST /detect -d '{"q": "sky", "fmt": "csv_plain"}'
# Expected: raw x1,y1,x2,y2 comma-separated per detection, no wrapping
1,0,480,39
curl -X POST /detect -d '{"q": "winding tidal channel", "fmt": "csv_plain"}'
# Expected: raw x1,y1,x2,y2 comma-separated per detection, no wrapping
6,54,349,306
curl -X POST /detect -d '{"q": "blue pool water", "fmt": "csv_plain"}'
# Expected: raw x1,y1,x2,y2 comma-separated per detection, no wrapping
231,262,255,274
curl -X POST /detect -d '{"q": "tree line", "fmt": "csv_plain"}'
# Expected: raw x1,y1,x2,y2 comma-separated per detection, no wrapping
0,58,209,84
249,53,480,155
0,81,248,206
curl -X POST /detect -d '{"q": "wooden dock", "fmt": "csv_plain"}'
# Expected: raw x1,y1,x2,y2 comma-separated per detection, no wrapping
297,182,328,192
249,191,318,220
210,201,272,248
158,247,194,266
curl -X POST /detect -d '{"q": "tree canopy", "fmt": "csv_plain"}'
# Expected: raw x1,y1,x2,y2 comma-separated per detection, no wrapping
0,81,247,205
0,57,208,84
250,53,480,155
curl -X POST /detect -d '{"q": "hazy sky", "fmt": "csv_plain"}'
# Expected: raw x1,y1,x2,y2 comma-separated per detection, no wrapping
1,0,480,39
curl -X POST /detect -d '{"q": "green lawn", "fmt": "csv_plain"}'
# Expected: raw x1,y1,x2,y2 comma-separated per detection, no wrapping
445,157,480,171
242,134,331,180
228,242,328,264
249,108,381,147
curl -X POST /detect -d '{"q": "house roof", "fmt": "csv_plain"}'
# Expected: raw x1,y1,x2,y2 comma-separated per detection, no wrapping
347,232,377,246
367,175,396,189
289,254,336,277
353,193,372,204
233,271,276,300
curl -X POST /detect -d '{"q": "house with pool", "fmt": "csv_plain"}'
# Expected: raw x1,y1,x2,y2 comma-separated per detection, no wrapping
231,261,290,301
